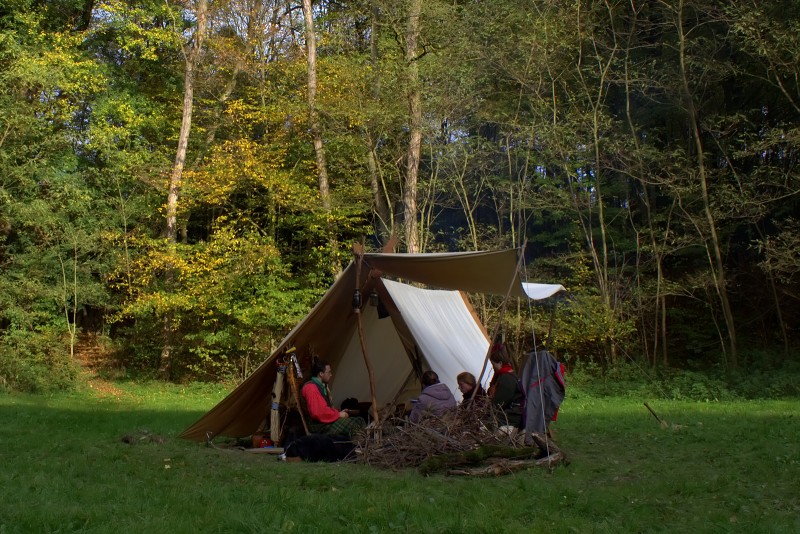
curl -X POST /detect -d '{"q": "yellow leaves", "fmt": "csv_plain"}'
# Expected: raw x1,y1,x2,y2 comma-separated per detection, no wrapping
187,138,316,210
94,0,182,59
4,24,107,121
315,57,372,130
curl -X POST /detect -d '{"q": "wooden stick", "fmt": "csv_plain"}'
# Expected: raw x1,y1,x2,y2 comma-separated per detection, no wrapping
286,357,309,434
269,364,286,442
354,250,381,426
644,402,667,427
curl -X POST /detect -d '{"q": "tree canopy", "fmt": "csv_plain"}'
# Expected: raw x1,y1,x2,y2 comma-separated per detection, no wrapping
1,0,798,389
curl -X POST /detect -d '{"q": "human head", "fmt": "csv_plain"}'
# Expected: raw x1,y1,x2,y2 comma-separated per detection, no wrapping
311,359,333,383
421,370,439,388
456,371,476,395
489,342,510,370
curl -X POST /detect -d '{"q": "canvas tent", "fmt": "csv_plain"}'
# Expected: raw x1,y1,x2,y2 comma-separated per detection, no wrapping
179,248,564,442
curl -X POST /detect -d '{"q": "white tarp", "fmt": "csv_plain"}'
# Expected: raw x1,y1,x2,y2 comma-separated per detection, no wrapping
522,282,566,300
330,280,493,405
382,279,493,399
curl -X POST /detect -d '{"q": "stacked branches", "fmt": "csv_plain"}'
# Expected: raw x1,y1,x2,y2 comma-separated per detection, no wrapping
354,402,566,475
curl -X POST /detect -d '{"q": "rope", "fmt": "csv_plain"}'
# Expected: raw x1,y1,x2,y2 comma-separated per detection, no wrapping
204,431,245,453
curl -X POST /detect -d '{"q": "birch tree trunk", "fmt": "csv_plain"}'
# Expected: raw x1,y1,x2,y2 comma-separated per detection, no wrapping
403,0,422,253
161,0,208,377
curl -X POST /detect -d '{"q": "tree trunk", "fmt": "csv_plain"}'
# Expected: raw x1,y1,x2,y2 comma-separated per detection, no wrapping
367,5,392,241
301,0,341,274
403,0,422,253
301,0,330,212
164,0,207,243
676,0,737,367
161,0,208,378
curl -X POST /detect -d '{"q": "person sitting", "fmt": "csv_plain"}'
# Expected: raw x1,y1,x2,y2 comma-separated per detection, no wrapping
487,342,524,429
409,370,457,423
301,359,366,438
456,371,487,409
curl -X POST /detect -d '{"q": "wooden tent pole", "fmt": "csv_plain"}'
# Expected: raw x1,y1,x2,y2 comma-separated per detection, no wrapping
285,353,309,435
474,240,528,399
355,311,380,425
353,245,381,426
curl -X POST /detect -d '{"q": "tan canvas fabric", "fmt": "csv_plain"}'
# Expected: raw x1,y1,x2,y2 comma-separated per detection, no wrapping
179,248,540,442
361,248,528,298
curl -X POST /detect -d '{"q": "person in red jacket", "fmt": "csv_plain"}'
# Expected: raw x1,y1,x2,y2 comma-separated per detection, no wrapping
301,359,366,438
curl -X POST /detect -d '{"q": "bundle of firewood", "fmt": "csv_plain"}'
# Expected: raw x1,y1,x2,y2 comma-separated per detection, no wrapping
352,402,566,475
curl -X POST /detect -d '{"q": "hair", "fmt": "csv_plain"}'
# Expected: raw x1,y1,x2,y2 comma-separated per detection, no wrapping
310,358,330,378
489,342,510,365
421,370,439,387
456,372,476,388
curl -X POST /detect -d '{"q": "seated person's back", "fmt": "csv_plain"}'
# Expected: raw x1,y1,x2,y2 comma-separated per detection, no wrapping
409,370,457,423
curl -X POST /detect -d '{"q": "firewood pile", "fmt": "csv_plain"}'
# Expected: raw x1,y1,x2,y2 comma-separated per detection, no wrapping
352,402,567,475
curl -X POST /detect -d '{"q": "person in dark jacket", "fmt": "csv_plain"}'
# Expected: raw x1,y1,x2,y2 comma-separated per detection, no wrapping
409,370,457,423
487,342,524,428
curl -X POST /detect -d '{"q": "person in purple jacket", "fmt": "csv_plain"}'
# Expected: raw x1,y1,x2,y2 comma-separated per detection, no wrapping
409,370,457,423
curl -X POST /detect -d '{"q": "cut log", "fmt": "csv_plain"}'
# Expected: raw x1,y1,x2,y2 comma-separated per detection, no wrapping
270,366,286,442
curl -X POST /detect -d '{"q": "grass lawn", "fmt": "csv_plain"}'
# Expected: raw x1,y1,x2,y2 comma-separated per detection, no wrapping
1,382,798,533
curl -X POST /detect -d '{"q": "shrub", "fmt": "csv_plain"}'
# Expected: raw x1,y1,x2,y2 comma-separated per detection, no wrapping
0,325,79,393
568,358,800,401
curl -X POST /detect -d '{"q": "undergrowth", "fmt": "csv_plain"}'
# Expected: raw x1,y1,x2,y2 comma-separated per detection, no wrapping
568,357,800,401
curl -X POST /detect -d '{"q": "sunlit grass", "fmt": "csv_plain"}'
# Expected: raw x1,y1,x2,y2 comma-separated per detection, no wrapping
1,385,798,533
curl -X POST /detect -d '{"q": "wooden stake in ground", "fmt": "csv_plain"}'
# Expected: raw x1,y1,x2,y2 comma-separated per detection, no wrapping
644,402,668,428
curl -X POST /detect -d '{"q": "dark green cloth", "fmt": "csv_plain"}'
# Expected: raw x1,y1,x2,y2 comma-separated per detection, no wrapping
310,377,331,404
491,372,524,428
309,416,367,438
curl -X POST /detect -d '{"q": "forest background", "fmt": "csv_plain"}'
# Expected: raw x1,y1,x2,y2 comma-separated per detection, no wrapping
1,0,798,395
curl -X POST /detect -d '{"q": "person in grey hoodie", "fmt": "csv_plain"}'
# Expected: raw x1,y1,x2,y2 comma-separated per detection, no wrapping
409,370,457,423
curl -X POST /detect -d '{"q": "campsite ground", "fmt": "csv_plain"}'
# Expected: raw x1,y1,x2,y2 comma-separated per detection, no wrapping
1,382,798,533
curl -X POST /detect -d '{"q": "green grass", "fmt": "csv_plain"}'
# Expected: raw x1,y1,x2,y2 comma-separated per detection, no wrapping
1,382,798,533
